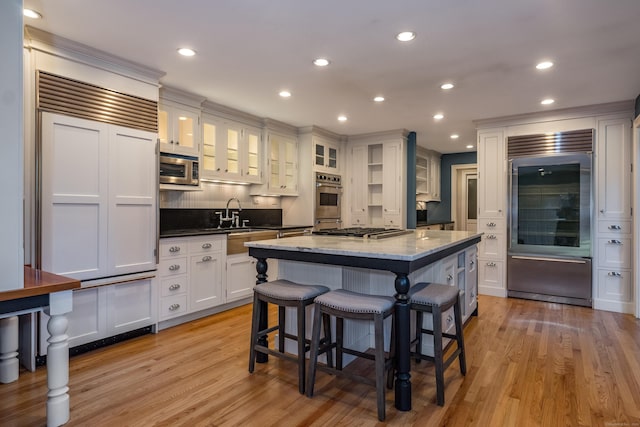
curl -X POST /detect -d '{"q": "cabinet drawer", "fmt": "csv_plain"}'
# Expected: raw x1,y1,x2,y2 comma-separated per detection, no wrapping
159,257,187,276
597,220,631,235
478,259,504,290
478,218,506,233
159,239,188,258
160,295,188,319
597,269,632,302
597,238,631,268
160,275,187,297
478,233,505,259
189,236,224,254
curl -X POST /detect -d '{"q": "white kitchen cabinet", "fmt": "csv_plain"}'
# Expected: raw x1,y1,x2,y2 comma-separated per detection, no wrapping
158,100,200,156
159,236,226,320
416,147,441,202
314,137,340,173
596,118,631,220
347,137,406,229
251,130,298,196
464,246,478,316
201,115,261,183
41,113,157,281
226,253,257,302
477,129,506,218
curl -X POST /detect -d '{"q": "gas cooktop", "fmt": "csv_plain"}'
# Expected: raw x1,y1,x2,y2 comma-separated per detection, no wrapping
312,227,413,239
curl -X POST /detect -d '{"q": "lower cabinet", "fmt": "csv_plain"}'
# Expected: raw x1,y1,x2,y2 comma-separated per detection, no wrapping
226,253,257,303
39,277,157,354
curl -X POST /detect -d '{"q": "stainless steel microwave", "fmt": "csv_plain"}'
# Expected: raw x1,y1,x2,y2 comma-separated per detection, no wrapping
159,153,199,186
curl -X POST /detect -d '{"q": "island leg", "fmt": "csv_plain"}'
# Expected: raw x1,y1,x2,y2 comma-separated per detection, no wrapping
0,316,19,383
255,257,269,363
393,273,412,411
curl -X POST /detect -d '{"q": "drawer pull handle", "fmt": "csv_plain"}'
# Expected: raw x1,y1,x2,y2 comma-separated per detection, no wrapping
608,225,622,230
486,222,496,227
202,243,212,249
486,262,496,267
486,235,497,240
608,272,623,277
169,264,180,271
169,246,181,253
608,239,623,245
169,303,181,311
470,260,475,267
446,315,453,324
169,283,181,291
202,256,213,262
447,274,453,282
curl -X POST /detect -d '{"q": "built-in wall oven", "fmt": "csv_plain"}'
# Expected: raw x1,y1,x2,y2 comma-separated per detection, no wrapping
507,129,594,307
315,172,342,230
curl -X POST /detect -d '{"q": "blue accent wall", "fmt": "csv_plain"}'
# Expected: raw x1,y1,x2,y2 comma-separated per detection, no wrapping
427,151,477,223
406,132,417,229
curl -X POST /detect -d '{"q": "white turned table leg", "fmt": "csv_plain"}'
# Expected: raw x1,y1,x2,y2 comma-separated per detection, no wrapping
0,316,19,383
45,290,73,427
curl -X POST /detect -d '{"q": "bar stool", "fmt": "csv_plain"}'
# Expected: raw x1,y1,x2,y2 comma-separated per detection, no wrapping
409,282,467,406
306,289,395,421
248,279,330,394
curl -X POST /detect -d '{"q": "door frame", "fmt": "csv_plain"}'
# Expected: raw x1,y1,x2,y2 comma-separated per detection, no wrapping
633,115,640,318
451,164,478,231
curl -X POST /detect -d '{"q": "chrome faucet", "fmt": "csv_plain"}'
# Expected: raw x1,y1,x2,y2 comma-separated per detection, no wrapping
225,197,242,227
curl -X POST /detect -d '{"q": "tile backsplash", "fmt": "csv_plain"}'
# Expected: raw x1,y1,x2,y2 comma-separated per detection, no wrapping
160,181,281,209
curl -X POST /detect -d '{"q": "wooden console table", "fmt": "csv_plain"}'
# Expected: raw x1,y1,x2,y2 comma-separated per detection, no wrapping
0,266,80,427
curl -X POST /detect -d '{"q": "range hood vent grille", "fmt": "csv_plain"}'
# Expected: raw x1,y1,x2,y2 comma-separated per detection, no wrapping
36,71,157,132
507,129,594,159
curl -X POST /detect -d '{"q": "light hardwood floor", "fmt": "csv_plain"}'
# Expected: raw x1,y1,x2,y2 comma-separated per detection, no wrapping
2,295,640,426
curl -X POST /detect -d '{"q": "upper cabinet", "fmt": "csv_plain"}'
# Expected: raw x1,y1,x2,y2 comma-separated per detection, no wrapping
314,136,340,174
201,114,261,184
251,120,299,196
158,100,201,157
596,117,632,220
415,147,441,202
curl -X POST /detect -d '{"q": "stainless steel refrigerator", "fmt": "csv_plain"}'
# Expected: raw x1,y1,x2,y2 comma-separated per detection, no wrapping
507,130,593,307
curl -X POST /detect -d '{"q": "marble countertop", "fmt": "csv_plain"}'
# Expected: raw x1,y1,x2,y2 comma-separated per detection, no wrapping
245,229,482,262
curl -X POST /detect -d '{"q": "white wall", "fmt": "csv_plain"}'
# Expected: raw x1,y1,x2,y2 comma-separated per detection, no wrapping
0,0,24,290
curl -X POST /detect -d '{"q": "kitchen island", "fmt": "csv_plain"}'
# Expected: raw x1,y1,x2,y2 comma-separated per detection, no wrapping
246,229,482,411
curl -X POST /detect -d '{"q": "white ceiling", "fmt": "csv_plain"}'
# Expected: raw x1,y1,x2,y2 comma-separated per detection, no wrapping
23,0,640,153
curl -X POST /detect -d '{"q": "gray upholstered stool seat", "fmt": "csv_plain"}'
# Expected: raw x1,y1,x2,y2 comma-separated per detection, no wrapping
249,280,330,394
306,289,395,421
406,282,467,406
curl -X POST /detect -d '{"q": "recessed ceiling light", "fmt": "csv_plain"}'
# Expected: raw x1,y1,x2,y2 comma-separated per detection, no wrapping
450,134,459,139
279,91,291,98
536,61,554,70
396,31,416,42
433,113,444,120
337,115,347,122
441,83,454,90
373,96,385,102
177,48,196,57
313,58,330,67
541,98,555,105
466,145,474,149
23,9,42,19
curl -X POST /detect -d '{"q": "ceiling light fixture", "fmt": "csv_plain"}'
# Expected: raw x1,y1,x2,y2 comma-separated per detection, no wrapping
441,83,454,90
279,91,291,98
466,145,474,149
373,96,385,102
433,113,444,120
541,98,555,105
23,8,42,19
337,115,347,122
396,31,416,42
450,134,459,139
313,58,330,67
536,61,554,70
177,48,196,57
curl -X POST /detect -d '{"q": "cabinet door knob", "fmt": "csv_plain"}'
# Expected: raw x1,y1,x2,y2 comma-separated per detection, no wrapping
447,274,453,282
446,315,453,324
175,140,180,145
600,209,605,214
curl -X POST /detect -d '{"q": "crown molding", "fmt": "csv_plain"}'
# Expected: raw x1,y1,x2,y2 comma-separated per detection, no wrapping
24,26,165,85
263,118,298,136
201,100,263,128
298,125,348,142
159,86,206,108
347,128,409,142
474,100,634,129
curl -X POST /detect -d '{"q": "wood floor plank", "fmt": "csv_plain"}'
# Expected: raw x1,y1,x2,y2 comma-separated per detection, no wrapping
2,296,640,426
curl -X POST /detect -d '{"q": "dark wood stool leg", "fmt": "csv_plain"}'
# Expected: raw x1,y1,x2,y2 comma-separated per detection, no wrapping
322,313,333,368
278,306,286,353
306,304,324,397
374,314,386,421
432,306,445,406
296,301,306,394
454,298,467,376
249,293,261,373
415,310,424,362
336,317,344,370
